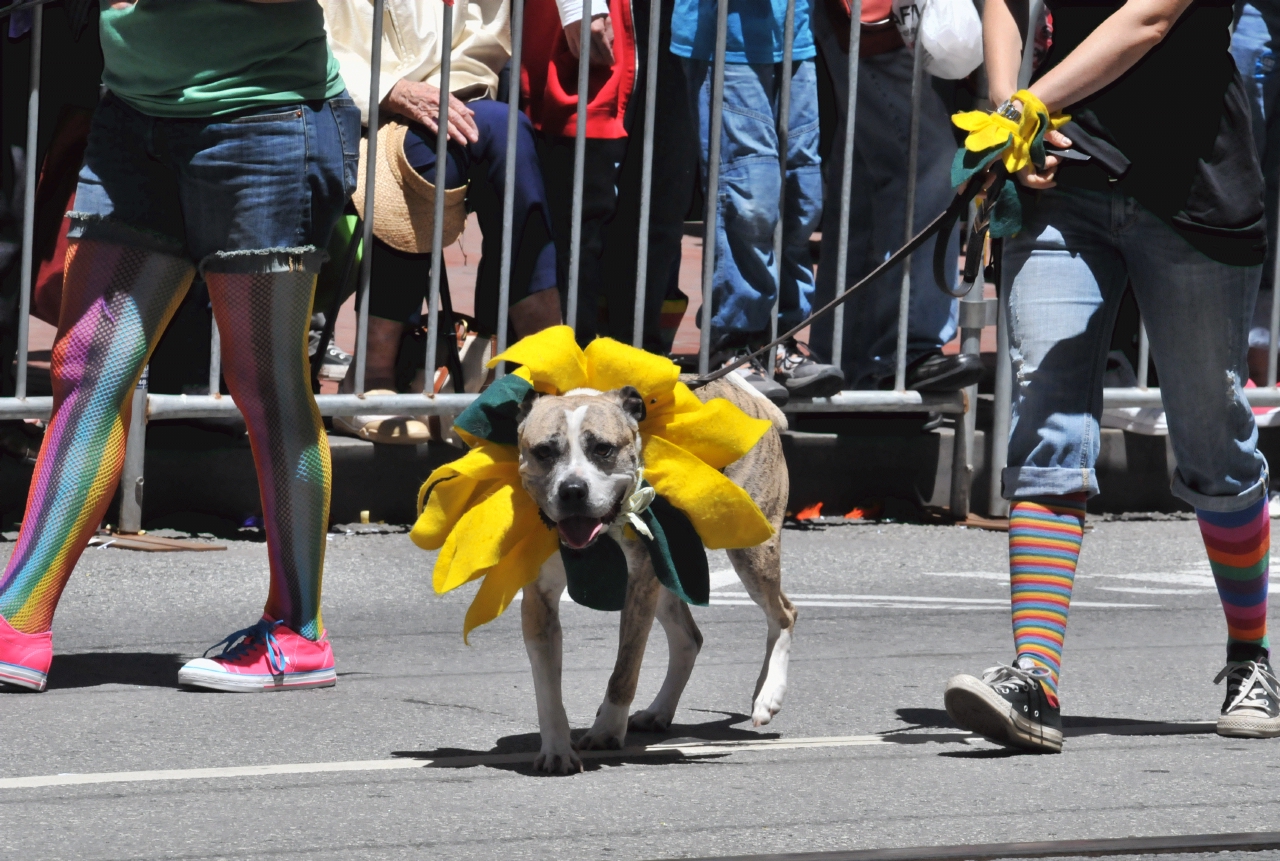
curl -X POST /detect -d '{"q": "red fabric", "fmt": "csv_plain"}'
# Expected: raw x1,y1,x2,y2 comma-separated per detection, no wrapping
520,0,637,140
860,0,892,22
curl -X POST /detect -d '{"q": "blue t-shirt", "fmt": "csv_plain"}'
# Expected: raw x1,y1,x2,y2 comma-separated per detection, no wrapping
669,0,817,64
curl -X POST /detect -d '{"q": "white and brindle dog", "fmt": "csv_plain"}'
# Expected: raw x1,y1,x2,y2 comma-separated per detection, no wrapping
516,375,795,774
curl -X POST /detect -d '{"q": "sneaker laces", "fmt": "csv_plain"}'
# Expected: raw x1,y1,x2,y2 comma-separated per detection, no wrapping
775,339,822,374
721,347,772,380
1215,660,1280,713
204,618,287,674
980,663,1049,694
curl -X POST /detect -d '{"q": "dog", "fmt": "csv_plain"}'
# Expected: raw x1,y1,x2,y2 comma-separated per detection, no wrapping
515,374,794,774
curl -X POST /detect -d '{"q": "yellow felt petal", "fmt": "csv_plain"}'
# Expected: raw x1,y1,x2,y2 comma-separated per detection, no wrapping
411,443,519,550
965,124,1013,154
584,337,680,400
651,398,771,470
434,484,520,593
643,436,773,550
462,517,560,642
488,326,587,393
951,109,994,131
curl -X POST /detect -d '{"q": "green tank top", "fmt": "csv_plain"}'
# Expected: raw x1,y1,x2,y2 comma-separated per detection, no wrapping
100,0,345,118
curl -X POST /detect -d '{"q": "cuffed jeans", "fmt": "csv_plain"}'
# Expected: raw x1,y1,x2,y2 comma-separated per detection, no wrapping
684,58,823,340
1002,186,1268,512
809,5,959,388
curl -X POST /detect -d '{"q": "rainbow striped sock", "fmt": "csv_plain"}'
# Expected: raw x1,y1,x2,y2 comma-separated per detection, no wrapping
1196,499,1269,658
1009,493,1087,707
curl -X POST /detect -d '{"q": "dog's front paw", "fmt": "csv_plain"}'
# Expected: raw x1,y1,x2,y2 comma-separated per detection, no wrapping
533,737,582,775
576,727,625,751
751,684,786,727
578,701,629,751
628,708,673,733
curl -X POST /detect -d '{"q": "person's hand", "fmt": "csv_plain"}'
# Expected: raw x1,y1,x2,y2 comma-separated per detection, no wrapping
565,14,615,68
382,79,480,146
1016,128,1073,190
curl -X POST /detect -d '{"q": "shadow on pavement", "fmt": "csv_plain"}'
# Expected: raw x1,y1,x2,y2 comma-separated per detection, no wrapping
45,652,185,689
893,707,1215,742
390,711,770,777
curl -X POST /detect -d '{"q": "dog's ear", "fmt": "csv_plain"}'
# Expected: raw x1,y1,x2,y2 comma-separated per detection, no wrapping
516,387,541,429
611,386,647,424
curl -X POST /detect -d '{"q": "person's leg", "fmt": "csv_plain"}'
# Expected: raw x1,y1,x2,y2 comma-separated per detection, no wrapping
461,101,561,339
172,93,359,691
1120,199,1278,736
943,187,1128,752
709,63,784,347
0,92,195,691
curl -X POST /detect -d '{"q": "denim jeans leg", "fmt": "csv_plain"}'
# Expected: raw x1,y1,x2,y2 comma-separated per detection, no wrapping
1120,202,1269,512
1001,188,1128,500
779,60,823,334
809,44,958,387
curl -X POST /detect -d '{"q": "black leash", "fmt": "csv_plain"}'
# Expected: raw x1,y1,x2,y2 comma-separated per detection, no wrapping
688,171,991,389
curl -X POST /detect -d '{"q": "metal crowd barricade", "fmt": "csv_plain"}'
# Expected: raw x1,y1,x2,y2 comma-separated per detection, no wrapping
11,0,1280,529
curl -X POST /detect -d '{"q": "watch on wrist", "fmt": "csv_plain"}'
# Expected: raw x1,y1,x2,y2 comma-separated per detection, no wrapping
995,99,1022,124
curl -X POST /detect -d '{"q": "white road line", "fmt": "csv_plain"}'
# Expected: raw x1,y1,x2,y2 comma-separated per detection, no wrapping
711,593,1157,609
0,732,974,790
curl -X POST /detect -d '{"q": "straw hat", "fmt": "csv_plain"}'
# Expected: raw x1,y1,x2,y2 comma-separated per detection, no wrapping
353,120,467,254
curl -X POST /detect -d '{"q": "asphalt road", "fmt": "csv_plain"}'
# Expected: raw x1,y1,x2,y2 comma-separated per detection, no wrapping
1,518,1279,861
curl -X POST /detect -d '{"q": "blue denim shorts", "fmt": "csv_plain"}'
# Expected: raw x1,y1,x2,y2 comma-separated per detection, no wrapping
68,91,361,274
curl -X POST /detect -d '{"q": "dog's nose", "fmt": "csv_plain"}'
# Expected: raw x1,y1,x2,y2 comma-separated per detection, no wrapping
558,477,589,506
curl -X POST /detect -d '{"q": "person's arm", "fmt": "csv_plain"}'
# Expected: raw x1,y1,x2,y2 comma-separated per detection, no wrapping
986,0,1197,110
986,0,1195,188
558,0,615,67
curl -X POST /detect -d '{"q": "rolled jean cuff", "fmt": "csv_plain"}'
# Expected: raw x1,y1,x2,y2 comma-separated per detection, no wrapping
199,247,327,277
1002,466,1100,501
1171,467,1269,513
66,213,185,257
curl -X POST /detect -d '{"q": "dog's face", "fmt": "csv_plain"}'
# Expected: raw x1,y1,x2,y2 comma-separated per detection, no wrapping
517,386,647,550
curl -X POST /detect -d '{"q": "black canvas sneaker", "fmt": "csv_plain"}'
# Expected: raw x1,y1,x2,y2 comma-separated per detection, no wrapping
944,661,1063,753
1215,659,1280,738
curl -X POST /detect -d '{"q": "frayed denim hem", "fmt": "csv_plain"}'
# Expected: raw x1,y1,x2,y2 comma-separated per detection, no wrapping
66,213,186,257
198,247,328,277
1001,465,1100,501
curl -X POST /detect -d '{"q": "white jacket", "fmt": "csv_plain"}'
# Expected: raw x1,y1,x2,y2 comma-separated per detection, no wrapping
323,0,511,124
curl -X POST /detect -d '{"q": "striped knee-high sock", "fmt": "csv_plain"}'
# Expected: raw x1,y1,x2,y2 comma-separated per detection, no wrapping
1009,493,1087,706
1196,499,1269,659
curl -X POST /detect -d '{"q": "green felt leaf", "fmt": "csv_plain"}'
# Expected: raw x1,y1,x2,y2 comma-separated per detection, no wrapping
562,535,630,611
1029,110,1050,170
990,180,1023,239
951,137,1008,188
452,373,533,446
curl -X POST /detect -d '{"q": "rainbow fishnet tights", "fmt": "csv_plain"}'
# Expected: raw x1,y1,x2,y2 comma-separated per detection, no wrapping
206,268,330,640
0,240,194,632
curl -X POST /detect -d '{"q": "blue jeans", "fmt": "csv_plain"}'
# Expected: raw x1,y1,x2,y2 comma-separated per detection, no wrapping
809,12,959,388
1002,186,1268,512
368,100,558,328
69,91,360,274
1232,2,1280,304
684,58,823,341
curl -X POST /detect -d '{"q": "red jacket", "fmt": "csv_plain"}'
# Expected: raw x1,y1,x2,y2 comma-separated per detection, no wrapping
520,0,637,140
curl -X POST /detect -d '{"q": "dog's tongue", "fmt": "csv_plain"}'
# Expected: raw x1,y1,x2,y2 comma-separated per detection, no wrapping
557,516,605,550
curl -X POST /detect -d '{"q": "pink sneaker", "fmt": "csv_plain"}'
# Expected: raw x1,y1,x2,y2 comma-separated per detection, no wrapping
178,618,336,692
0,614,53,692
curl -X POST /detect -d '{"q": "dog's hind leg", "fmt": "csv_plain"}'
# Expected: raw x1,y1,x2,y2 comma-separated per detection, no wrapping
629,588,703,733
522,555,581,775
578,551,662,751
729,532,797,727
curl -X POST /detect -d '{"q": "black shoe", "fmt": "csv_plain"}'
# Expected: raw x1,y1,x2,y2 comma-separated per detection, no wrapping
317,342,353,382
718,349,789,407
774,339,844,399
905,351,984,393
944,662,1063,753
1216,658,1280,738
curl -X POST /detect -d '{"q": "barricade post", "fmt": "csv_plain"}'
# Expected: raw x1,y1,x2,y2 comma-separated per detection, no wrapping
768,0,798,345
424,0,455,387
892,34,925,393
14,4,41,402
497,0,527,369
828,0,863,368
565,9,593,330
354,0,387,395
632,0,664,347
697,0,731,375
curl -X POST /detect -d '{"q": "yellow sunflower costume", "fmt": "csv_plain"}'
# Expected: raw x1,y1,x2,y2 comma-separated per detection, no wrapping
410,326,775,640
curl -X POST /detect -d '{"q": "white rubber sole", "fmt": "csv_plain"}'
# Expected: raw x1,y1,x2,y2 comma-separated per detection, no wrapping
0,660,47,692
944,674,1063,753
177,666,336,693
1217,712,1280,739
